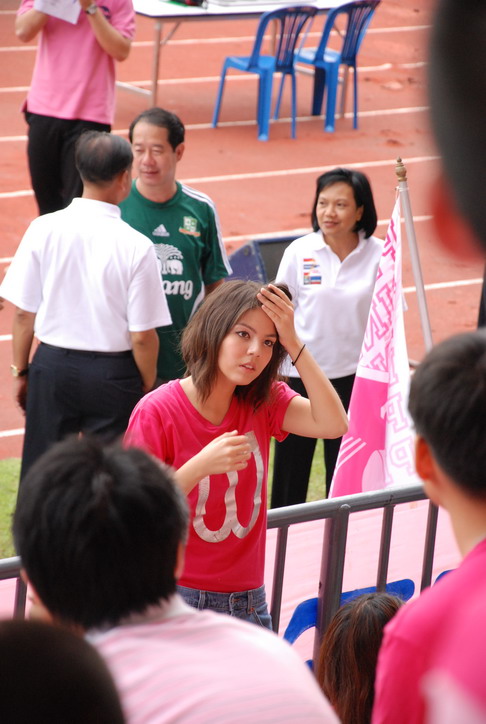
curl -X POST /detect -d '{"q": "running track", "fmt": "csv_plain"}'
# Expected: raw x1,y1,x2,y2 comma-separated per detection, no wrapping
0,0,483,460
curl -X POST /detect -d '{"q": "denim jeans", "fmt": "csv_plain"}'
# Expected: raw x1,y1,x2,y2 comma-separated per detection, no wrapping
177,584,273,630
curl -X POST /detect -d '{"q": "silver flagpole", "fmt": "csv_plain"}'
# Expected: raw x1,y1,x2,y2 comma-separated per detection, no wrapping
395,157,434,353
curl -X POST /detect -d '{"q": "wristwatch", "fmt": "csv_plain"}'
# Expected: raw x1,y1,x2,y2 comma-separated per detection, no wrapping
85,2,98,15
11,365,29,378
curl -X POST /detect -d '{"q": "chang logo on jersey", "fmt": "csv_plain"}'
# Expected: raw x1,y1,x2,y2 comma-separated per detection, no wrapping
154,244,183,275
179,216,201,237
154,244,194,300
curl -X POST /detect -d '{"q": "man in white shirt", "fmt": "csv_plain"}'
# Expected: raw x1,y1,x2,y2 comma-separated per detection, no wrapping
0,131,171,480
13,437,339,724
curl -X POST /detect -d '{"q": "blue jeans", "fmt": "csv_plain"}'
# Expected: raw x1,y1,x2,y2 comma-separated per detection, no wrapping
177,584,273,630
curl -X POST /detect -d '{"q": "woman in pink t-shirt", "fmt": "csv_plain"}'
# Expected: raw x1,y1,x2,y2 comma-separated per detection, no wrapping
126,280,347,628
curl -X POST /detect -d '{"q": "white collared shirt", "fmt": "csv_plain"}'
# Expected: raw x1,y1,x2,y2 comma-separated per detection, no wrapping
276,230,383,379
0,198,171,351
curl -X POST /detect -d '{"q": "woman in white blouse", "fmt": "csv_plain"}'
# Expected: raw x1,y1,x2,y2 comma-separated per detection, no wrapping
271,168,382,505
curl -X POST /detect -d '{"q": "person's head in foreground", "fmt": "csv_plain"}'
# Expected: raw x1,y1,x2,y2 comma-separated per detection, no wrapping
317,592,403,724
428,0,486,256
13,436,189,630
181,279,291,407
0,619,125,723
408,329,486,508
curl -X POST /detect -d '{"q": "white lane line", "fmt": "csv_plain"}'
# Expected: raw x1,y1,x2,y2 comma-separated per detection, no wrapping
0,153,440,201
0,24,432,53
403,278,483,294
1,62,426,94
0,335,12,342
180,154,440,185
1,216,433,265
0,429,24,439
223,215,434,244
0,278,481,324
0,104,430,145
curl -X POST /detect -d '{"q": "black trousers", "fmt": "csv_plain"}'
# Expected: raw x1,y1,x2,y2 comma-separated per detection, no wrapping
25,113,110,215
271,374,355,507
20,343,143,481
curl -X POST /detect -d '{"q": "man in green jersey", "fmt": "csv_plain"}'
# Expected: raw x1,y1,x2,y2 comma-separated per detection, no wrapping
120,107,231,383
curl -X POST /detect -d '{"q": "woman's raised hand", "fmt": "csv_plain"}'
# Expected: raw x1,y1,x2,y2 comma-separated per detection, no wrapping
257,284,302,361
198,430,252,476
175,430,252,494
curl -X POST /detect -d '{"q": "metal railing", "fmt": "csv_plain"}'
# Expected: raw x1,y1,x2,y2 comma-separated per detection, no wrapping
0,557,26,619
268,483,437,666
0,483,437,670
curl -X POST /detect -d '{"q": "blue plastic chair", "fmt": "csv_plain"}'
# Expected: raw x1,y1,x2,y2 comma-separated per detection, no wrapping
283,579,414,668
295,0,380,132
212,5,317,141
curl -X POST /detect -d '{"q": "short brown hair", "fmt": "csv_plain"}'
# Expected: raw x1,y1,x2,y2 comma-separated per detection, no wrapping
181,280,290,408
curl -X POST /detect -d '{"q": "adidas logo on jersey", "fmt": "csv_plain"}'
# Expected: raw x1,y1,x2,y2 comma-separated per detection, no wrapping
153,224,169,237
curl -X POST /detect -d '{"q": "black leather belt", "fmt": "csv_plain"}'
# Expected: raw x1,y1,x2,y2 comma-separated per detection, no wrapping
40,342,132,358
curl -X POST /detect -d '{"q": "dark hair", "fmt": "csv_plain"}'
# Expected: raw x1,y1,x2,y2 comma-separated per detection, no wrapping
75,131,133,185
128,107,185,150
0,619,125,723
181,280,290,408
311,168,377,238
408,329,486,498
317,593,402,724
13,437,189,629
429,0,486,247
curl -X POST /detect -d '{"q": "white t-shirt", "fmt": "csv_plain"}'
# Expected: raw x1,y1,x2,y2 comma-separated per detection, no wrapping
0,198,171,351
88,595,339,724
276,230,383,379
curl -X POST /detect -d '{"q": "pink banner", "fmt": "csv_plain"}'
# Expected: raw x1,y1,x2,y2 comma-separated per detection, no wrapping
330,197,420,497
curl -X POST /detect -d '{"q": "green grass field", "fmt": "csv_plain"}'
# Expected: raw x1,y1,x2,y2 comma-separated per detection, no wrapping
0,443,326,559
0,459,21,559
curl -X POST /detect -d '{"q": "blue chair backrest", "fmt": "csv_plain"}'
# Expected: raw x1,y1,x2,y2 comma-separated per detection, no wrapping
248,5,318,72
283,579,415,647
311,0,380,65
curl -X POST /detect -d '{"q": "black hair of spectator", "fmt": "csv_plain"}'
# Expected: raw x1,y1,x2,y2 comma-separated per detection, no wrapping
408,329,486,499
13,437,189,629
0,619,125,723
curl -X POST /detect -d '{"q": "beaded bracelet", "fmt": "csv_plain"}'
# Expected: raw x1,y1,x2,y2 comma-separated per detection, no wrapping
291,343,306,366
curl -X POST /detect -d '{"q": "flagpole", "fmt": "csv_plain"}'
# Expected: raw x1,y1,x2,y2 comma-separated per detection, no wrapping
395,158,434,352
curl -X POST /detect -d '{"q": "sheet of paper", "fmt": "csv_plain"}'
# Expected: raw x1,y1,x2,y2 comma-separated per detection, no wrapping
33,0,82,24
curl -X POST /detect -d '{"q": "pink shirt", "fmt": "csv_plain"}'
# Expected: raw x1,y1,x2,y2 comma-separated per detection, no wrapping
422,579,486,723
372,537,486,724
126,380,297,592
89,595,339,724
18,0,135,124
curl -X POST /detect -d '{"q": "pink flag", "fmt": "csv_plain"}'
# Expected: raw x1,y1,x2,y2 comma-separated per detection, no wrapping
329,196,420,497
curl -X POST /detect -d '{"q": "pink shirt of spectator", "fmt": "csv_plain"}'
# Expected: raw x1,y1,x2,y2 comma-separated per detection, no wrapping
18,0,135,124
422,579,486,724
372,537,486,724
125,379,297,592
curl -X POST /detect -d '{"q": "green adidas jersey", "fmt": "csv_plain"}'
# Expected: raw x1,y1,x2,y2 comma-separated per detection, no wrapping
120,181,231,380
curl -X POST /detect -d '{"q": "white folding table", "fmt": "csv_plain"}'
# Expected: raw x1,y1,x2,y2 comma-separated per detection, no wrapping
127,0,345,105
